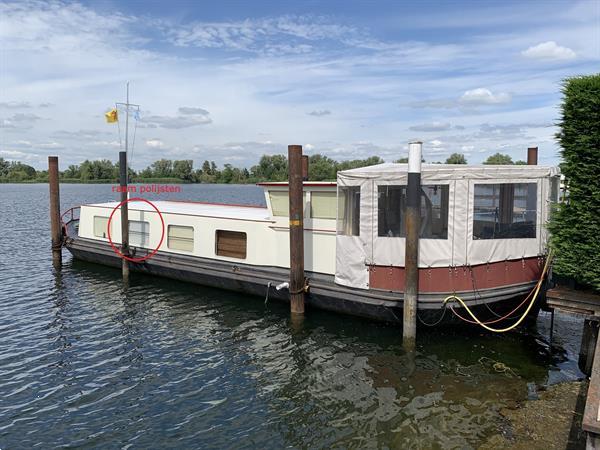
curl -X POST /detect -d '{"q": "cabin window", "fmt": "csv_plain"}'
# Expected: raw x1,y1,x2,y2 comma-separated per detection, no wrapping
269,191,306,217
473,183,537,239
377,185,449,239
93,216,109,238
216,230,247,259
129,220,150,247
311,192,337,219
167,225,194,252
337,186,360,236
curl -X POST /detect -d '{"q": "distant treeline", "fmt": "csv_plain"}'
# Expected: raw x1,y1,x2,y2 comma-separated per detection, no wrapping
0,152,526,183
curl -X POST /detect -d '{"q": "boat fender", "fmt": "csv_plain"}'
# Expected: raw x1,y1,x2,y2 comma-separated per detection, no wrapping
275,282,289,291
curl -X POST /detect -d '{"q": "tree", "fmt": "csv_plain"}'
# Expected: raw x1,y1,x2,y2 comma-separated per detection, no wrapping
309,154,336,180
483,153,513,165
64,165,80,178
250,154,288,181
151,159,173,178
173,160,193,181
549,75,600,290
0,157,9,177
445,153,467,164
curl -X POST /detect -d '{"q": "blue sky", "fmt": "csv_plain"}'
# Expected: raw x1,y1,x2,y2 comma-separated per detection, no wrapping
1,0,598,170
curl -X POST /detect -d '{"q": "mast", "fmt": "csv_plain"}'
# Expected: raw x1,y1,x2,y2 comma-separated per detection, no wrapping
125,82,129,183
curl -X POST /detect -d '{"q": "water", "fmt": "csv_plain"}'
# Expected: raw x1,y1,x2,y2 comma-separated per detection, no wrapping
0,183,585,448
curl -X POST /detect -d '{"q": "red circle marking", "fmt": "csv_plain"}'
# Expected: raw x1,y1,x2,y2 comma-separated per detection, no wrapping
107,197,165,263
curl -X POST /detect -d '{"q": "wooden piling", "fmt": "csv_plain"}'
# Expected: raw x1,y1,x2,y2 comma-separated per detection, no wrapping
288,145,305,315
403,141,422,348
119,151,130,280
579,318,599,376
48,156,62,269
527,146,538,165
302,155,309,181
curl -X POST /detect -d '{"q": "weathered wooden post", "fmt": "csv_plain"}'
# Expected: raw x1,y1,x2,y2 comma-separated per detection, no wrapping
403,141,422,348
288,145,305,315
48,156,62,269
527,146,538,165
119,151,130,280
302,155,309,181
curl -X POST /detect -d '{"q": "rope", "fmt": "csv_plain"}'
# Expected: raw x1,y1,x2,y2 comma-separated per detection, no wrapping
265,282,272,305
417,303,447,327
443,251,552,333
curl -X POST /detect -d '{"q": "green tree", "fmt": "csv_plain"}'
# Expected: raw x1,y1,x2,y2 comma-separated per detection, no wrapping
250,155,288,181
64,164,80,178
483,153,513,165
309,154,336,180
549,74,600,290
445,153,467,164
151,159,173,178
9,161,36,178
0,157,9,177
173,160,193,181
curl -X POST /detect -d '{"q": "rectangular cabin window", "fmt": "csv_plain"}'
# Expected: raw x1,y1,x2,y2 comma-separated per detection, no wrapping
377,185,449,239
337,186,360,236
93,216,109,238
167,225,194,252
216,230,247,259
311,192,337,219
129,220,150,247
269,191,306,217
473,183,537,239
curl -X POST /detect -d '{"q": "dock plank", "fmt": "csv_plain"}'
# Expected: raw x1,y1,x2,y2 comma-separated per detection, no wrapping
583,330,600,436
546,287,600,315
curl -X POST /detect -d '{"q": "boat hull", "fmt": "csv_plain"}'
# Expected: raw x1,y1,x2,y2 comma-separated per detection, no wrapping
64,237,542,326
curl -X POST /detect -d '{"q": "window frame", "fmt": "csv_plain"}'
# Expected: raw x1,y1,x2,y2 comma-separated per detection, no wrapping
128,220,150,247
167,224,194,252
93,216,110,239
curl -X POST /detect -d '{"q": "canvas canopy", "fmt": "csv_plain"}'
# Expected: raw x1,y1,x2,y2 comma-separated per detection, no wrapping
335,163,560,289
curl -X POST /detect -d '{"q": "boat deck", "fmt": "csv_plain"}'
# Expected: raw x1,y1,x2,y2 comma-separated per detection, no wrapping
87,200,273,222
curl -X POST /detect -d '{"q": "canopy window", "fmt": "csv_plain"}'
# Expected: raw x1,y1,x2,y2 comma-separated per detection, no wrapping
473,183,537,239
377,185,449,239
337,186,360,236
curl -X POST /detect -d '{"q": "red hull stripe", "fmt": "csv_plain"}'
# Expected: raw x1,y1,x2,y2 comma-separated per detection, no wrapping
368,257,543,293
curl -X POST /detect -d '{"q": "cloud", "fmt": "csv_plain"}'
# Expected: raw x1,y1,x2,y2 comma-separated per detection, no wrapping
178,107,210,115
0,113,42,129
38,142,65,149
142,108,212,129
409,122,451,132
459,88,511,105
167,15,362,54
307,110,331,117
521,41,576,61
0,101,31,109
145,138,164,148
39,102,54,108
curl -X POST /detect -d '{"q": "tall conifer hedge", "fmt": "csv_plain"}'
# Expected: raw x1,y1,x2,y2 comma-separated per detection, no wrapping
549,74,600,290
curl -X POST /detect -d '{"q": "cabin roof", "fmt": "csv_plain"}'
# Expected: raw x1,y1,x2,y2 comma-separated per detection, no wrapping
339,163,559,179
86,200,273,221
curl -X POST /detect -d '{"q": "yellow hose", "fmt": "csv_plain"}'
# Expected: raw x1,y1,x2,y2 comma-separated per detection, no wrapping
443,252,553,333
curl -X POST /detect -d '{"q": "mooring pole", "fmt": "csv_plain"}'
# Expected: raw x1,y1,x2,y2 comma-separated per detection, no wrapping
302,155,309,181
403,141,422,349
119,151,130,280
48,156,62,269
527,146,538,165
288,145,305,315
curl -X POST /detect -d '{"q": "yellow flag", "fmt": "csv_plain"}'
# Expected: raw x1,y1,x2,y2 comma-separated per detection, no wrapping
105,108,118,123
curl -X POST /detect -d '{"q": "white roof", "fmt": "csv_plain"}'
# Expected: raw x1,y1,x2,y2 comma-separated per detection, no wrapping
87,200,273,222
339,163,560,180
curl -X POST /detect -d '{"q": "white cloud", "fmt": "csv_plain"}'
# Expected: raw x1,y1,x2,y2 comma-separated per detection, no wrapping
521,41,576,61
142,108,212,129
409,122,451,132
0,101,31,109
145,138,164,148
39,142,65,149
307,110,331,117
459,88,511,105
430,139,443,147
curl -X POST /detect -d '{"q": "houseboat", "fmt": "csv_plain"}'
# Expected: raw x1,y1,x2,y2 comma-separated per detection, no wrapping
63,162,560,324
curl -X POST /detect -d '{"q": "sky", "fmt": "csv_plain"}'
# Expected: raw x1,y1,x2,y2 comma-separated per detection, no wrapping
0,0,599,170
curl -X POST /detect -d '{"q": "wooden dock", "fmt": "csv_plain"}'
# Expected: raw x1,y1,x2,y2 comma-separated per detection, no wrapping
546,286,600,448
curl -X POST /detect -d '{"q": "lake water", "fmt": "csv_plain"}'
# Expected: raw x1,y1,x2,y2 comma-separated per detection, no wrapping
0,183,585,448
